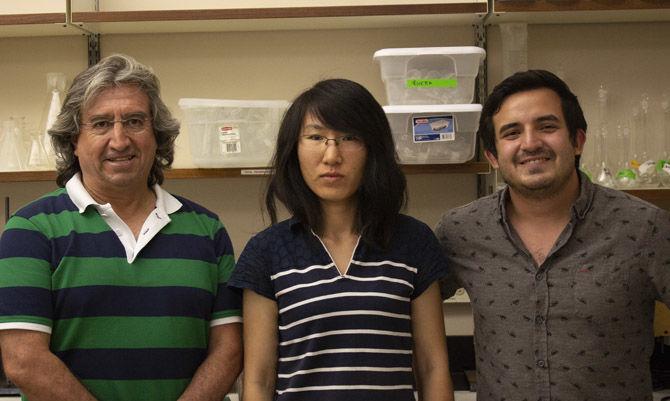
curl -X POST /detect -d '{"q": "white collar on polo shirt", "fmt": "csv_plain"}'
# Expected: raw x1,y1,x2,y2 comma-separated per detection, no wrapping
65,173,183,263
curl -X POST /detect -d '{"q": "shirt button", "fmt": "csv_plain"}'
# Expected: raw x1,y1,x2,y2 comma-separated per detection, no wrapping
535,272,544,281
536,360,546,368
535,315,545,325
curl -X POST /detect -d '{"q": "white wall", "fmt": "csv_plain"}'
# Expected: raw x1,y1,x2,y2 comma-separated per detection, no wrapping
2,18,669,336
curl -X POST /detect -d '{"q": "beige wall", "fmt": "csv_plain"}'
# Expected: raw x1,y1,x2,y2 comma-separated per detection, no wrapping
487,22,670,141
0,24,478,246
1,19,669,336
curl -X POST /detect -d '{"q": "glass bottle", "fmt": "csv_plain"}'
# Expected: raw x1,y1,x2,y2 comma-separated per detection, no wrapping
27,129,51,171
594,85,614,187
0,119,26,171
659,93,670,187
615,122,637,188
634,94,658,186
39,72,67,169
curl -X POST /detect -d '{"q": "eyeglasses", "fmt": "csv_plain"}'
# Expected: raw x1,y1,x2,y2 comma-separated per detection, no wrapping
81,116,150,135
300,134,364,152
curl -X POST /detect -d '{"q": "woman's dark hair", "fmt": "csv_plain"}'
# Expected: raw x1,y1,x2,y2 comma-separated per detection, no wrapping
265,78,407,249
479,69,587,167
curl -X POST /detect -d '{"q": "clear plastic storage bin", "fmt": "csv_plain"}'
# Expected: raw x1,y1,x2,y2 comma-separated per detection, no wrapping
178,98,289,168
384,104,482,164
374,47,486,105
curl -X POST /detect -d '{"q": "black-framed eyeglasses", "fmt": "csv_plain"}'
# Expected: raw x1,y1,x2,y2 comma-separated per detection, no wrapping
300,134,364,152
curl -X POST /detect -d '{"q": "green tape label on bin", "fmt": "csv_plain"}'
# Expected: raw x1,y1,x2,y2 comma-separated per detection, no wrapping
406,78,458,88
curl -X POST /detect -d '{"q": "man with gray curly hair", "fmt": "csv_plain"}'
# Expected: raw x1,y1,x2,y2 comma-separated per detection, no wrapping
0,54,242,401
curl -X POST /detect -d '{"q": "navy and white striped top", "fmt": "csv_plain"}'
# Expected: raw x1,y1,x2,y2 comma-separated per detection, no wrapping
228,214,448,401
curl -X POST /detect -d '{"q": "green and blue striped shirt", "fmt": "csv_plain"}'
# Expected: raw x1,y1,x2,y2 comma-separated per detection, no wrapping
0,179,241,401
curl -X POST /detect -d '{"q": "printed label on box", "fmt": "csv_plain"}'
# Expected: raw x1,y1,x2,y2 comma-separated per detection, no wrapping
412,115,455,143
406,78,458,88
218,125,241,154
240,169,273,176
638,159,655,176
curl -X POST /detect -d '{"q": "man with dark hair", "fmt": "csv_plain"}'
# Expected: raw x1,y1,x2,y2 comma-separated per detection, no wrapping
436,69,670,401
0,54,242,401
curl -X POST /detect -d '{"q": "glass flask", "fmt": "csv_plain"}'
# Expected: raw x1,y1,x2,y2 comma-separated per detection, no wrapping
659,93,670,187
594,85,614,188
614,123,637,189
0,119,26,171
633,94,658,187
39,72,67,169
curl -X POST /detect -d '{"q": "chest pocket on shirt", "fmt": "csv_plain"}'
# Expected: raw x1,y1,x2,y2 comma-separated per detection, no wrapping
573,263,633,325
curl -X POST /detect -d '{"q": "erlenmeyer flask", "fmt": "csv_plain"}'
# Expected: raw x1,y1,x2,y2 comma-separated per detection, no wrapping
39,72,67,169
27,130,51,170
0,119,26,171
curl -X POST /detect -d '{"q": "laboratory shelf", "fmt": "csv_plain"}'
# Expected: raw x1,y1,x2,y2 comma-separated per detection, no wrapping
0,162,492,183
491,0,670,24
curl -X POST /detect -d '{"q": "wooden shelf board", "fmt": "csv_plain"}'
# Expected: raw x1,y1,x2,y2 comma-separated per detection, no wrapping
0,163,491,183
0,13,82,37
74,4,487,22
495,0,670,13
402,162,491,175
0,13,65,25
68,4,487,33
0,171,57,182
491,0,670,23
77,15,482,34
623,188,670,203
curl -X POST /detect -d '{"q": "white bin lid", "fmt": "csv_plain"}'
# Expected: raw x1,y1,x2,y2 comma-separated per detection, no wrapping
373,46,486,59
383,104,482,114
178,98,290,109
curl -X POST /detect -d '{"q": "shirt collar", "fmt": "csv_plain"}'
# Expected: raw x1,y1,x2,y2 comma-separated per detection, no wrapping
572,170,595,220
288,216,305,232
64,173,182,215
496,169,595,223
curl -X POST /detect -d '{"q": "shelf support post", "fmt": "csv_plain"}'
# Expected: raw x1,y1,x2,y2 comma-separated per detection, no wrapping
88,33,101,66
64,0,101,66
475,0,494,197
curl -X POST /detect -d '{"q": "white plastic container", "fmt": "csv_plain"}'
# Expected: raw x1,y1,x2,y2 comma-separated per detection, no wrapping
373,47,486,105
178,98,290,168
384,104,482,164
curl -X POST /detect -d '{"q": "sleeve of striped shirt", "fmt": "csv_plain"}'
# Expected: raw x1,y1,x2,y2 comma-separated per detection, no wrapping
228,233,276,301
410,222,450,300
210,223,242,326
0,215,54,333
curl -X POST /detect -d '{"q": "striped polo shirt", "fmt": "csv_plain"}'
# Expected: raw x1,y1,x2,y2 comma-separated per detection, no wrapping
0,184,241,401
229,214,448,401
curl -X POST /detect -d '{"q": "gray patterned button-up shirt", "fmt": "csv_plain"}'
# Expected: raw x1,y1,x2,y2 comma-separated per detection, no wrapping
436,174,670,401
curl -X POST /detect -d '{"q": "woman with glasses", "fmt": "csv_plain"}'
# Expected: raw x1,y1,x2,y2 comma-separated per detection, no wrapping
228,79,453,401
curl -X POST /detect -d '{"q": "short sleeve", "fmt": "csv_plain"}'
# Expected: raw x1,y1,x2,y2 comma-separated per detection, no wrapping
410,221,449,299
228,232,276,301
211,223,243,325
434,214,463,300
0,215,54,333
